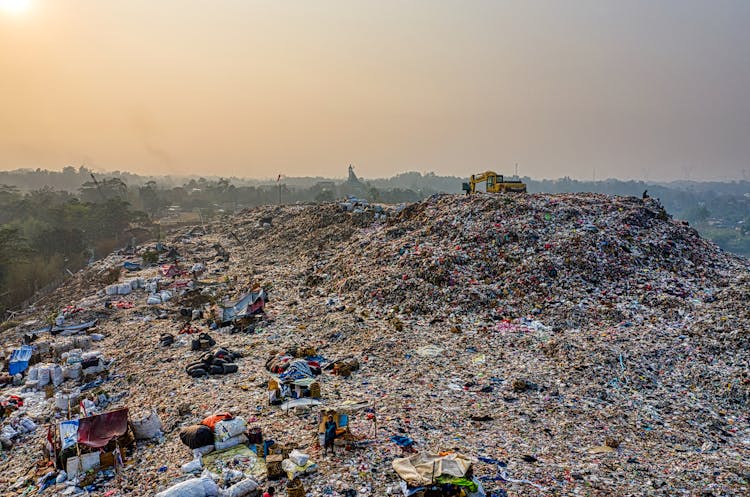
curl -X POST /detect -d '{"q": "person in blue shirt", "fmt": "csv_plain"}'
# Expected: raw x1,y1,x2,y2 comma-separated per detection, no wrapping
324,415,337,456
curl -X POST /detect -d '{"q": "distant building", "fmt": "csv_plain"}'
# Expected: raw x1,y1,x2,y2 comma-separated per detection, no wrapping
341,164,367,198
347,164,362,185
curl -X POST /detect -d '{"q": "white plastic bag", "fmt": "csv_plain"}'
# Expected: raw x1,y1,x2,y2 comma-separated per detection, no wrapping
181,458,203,473
130,410,163,440
214,417,247,442
225,479,259,497
289,449,309,467
193,445,215,458
19,418,37,432
154,476,219,497
37,367,50,387
51,365,64,386
214,433,247,451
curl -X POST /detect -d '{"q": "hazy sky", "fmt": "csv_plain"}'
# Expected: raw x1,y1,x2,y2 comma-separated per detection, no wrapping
1,0,749,181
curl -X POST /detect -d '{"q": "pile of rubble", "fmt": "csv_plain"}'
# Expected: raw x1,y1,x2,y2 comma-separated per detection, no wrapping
0,193,748,496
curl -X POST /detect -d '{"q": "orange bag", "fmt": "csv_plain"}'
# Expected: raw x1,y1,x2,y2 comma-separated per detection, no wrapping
201,412,234,430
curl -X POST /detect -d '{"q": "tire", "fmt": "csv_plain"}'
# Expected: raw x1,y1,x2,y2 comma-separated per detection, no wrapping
188,367,207,378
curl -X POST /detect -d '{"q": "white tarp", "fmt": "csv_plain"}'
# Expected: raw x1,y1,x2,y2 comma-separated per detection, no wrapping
392,452,475,486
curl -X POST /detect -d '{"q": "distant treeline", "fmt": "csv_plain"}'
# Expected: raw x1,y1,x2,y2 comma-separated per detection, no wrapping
0,185,146,318
1,168,749,318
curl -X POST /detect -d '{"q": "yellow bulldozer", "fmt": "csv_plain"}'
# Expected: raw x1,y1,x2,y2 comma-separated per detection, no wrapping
462,171,527,194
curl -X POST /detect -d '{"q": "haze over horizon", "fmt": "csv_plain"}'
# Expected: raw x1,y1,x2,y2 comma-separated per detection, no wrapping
1,0,749,182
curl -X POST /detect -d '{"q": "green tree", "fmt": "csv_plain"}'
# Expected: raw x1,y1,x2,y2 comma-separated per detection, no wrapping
79,177,129,203
0,226,31,312
139,181,162,217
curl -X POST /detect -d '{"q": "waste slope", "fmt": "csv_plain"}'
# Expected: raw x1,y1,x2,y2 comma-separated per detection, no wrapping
318,193,747,329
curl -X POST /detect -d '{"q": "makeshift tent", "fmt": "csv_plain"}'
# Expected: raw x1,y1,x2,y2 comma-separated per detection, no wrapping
56,408,132,477
218,288,267,323
317,400,370,443
76,408,130,448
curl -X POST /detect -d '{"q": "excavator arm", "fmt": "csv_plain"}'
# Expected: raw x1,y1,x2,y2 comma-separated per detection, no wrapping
463,171,501,194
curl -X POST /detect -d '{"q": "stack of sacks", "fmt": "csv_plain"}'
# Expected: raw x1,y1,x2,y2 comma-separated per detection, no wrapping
281,449,318,479
213,416,248,450
179,413,249,457
147,290,173,305
25,363,64,390
105,282,134,296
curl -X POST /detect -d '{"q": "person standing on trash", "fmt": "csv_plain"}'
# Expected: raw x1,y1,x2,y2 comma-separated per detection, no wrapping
324,414,337,456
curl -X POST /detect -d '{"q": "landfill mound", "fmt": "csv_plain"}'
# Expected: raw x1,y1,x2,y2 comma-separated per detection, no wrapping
1,193,749,497
320,193,742,328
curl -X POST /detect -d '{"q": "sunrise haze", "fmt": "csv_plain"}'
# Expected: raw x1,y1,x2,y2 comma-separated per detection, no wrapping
1,0,749,180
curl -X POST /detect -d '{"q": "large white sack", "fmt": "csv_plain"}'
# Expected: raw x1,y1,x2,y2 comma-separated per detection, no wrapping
154,476,219,497
63,363,82,380
289,449,309,467
192,445,215,458
225,479,259,497
214,418,247,442
51,365,64,386
37,367,50,387
214,434,247,451
181,458,203,474
131,410,163,440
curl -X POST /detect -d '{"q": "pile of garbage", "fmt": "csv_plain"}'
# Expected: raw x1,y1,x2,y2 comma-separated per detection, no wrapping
320,194,741,327
0,193,748,496
0,414,36,450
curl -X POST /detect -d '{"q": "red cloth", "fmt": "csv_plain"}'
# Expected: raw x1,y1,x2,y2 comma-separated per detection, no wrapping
77,408,129,448
201,413,233,430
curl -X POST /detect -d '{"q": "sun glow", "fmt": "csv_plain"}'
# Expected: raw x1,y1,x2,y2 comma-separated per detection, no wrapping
0,0,32,16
